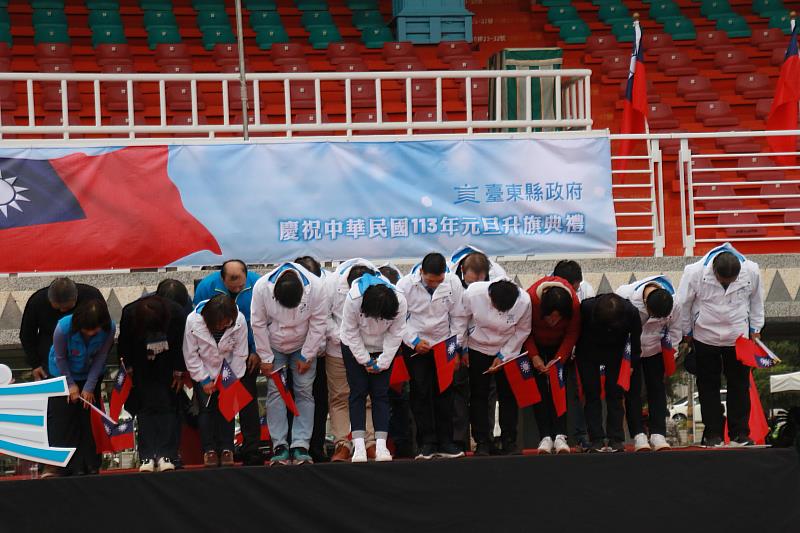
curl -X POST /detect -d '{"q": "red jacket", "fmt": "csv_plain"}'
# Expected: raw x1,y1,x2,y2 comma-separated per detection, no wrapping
523,276,581,363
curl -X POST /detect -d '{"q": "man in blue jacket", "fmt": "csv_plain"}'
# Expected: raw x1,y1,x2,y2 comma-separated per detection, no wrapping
194,259,262,465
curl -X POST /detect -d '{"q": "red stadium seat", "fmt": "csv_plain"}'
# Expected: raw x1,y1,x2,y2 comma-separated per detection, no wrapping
42,113,83,138
761,183,800,209
96,43,133,67
437,41,472,61
0,42,10,61
0,80,16,110
327,42,361,65
166,85,206,112
619,78,660,103
696,100,738,127
35,43,72,64
719,212,767,237
696,30,731,53
212,43,241,65
658,51,698,76
690,157,721,182
460,78,489,103
155,43,191,67
271,42,305,65
647,103,680,130
753,28,787,51
601,53,629,79
755,98,773,120
353,111,390,123
401,79,436,106
695,184,742,210
585,34,620,58
737,156,785,181
786,211,800,235
350,80,376,108
41,84,81,111
336,60,369,73
169,113,210,139
293,111,331,124
771,47,787,66
677,75,719,102
642,33,676,55
382,41,418,64
279,60,311,73
735,73,773,100
449,58,481,70
393,59,426,72
289,81,317,109
714,49,755,74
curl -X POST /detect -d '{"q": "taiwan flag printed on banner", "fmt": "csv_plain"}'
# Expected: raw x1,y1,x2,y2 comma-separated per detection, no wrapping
109,365,132,422
661,329,677,377
503,355,541,408
0,146,220,273
432,335,459,393
617,337,633,391
215,359,253,422
548,359,567,417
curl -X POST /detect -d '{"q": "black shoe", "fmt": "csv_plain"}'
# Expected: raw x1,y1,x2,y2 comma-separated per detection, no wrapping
243,454,265,466
576,437,591,453
587,440,606,453
607,441,625,453
729,436,754,447
309,448,330,463
437,442,465,459
703,435,724,448
415,444,437,460
394,441,416,459
502,441,521,456
474,442,492,456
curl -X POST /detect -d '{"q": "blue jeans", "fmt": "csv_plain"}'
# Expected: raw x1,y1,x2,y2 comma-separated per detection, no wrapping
342,344,391,440
266,350,317,449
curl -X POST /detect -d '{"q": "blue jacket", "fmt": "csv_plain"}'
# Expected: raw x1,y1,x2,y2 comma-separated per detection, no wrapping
48,315,116,389
193,270,260,353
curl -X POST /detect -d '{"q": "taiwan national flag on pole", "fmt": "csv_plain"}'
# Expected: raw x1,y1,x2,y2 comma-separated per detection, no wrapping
270,366,299,417
766,20,800,166
617,17,648,170
0,146,221,273
548,359,568,417
599,365,606,399
389,353,410,392
260,415,270,442
215,359,253,422
617,337,633,391
503,355,541,408
724,371,770,445
661,329,677,377
109,364,132,422
432,335,459,393
87,399,135,453
735,336,780,368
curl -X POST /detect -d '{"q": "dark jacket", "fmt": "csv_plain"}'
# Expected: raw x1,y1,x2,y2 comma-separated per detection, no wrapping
19,283,104,371
575,295,643,364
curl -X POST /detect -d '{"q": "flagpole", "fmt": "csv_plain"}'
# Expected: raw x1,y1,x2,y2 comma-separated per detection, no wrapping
482,351,530,374
79,396,116,425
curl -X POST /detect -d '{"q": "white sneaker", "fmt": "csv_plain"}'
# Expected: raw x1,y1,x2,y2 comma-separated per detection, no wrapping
157,457,175,472
351,447,368,463
554,435,571,454
375,447,393,462
634,433,651,452
139,459,155,473
650,434,670,451
537,436,553,454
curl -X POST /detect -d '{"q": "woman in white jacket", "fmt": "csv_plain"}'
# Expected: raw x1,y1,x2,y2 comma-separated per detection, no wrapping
340,273,407,463
183,294,248,467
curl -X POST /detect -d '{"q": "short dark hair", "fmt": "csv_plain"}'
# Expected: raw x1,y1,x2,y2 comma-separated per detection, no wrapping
156,279,190,307
713,252,741,280
488,280,519,312
133,295,171,338
221,259,247,280
274,271,303,309
421,253,447,276
593,293,626,332
378,266,400,285
461,252,490,279
347,265,376,288
553,260,583,286
361,284,400,321
294,256,322,277
71,299,112,333
541,286,573,320
200,294,238,331
47,278,78,306
645,288,673,319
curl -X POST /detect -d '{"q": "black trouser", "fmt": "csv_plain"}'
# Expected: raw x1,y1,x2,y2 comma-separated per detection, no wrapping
407,346,454,447
310,356,329,456
566,359,588,443
468,350,517,445
135,379,179,461
237,370,261,459
389,380,413,452
195,384,235,454
533,347,566,440
577,354,625,444
451,364,470,448
625,354,669,437
694,340,750,441
47,380,102,475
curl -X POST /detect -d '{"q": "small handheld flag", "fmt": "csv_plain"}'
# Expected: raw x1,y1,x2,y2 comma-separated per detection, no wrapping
548,359,567,417
617,336,633,391
109,364,132,422
215,359,253,422
503,355,541,408
270,366,299,417
389,353,410,392
432,335,459,393
735,336,780,369
661,328,677,377
86,398,135,452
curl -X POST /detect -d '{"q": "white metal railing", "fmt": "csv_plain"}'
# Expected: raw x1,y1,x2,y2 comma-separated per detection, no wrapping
0,69,593,139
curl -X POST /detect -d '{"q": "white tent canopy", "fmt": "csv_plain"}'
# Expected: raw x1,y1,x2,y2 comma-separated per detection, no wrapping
769,371,800,393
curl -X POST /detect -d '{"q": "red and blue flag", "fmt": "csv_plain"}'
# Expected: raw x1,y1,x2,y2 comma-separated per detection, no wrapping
618,20,648,169
617,337,633,391
504,355,541,408
109,364,132,422
661,329,677,377
215,359,253,422
548,359,567,416
735,336,779,369
270,366,299,417
389,352,410,392
433,335,459,393
767,21,800,166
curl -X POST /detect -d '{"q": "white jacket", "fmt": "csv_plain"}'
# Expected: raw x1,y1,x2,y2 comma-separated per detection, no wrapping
183,303,249,384
339,275,407,370
449,245,507,284
577,280,595,301
251,263,329,364
616,275,683,358
324,258,379,358
396,264,468,349
462,280,532,360
676,243,765,347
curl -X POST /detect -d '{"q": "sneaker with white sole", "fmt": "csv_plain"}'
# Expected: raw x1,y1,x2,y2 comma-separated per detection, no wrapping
375,446,393,462
650,434,671,451
537,436,554,454
139,459,155,473
634,433,651,452
351,447,368,463
157,457,175,472
554,435,571,454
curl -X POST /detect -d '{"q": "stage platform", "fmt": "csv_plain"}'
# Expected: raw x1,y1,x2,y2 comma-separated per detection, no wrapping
1,448,798,532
